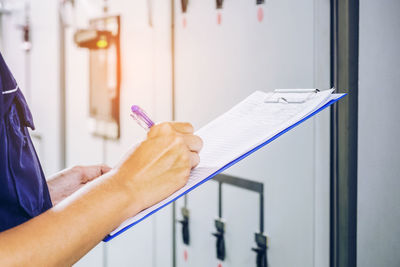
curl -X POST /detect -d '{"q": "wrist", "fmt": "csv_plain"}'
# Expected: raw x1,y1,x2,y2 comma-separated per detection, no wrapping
107,168,144,220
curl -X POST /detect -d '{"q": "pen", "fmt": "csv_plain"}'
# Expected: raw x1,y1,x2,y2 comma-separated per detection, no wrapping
130,105,155,131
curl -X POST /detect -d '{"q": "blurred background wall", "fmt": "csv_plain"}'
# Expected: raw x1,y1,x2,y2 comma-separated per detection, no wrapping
0,0,399,266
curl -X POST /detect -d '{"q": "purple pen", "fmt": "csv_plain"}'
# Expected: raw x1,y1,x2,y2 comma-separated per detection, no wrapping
130,105,155,130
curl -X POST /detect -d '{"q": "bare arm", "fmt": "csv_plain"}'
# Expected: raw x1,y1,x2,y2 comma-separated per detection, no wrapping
0,122,202,266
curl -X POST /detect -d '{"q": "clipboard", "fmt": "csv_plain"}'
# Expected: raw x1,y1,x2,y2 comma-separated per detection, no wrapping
104,89,346,242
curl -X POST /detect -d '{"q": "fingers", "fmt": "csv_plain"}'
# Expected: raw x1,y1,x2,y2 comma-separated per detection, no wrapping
183,134,203,152
100,164,112,174
146,121,202,169
170,122,194,134
80,164,112,183
148,122,194,138
148,122,202,151
189,151,200,168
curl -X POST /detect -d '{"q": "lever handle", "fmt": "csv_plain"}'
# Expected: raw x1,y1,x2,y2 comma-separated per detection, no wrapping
178,218,190,245
251,247,263,253
212,232,223,238
251,246,267,267
178,219,188,225
213,234,225,261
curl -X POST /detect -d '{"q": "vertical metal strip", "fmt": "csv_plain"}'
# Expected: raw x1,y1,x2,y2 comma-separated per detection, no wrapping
171,1,176,122
337,1,359,265
171,1,177,267
259,185,264,234
330,1,338,266
58,5,66,170
218,182,222,218
172,203,176,267
330,0,359,266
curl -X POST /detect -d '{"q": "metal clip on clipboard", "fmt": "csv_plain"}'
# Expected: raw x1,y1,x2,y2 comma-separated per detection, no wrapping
264,89,321,104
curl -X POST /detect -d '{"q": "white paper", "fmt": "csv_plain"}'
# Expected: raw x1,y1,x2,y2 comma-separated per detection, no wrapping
109,90,343,237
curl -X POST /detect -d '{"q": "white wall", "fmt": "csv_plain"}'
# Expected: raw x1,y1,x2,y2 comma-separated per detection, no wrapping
358,1,400,266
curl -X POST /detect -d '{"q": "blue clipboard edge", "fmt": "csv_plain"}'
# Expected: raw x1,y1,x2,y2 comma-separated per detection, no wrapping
104,93,347,242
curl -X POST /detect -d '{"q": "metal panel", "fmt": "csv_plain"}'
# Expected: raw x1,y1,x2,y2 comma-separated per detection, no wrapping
172,0,331,266
330,0,359,266
65,0,173,266
357,1,400,266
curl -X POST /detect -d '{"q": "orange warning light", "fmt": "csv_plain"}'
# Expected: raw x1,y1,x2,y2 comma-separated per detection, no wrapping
96,37,108,49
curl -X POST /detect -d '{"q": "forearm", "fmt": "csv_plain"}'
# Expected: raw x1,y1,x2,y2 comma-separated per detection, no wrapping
0,122,201,266
0,170,140,266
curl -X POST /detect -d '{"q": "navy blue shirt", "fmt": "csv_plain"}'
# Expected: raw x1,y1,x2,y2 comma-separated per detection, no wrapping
0,52,52,232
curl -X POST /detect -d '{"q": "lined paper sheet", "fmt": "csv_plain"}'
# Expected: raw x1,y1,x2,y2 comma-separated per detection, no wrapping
108,89,343,239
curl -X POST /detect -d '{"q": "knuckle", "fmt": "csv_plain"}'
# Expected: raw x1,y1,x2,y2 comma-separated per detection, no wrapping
147,127,158,137
180,150,190,161
193,153,200,165
181,166,191,180
72,165,82,172
148,122,174,137
180,154,191,170
195,135,203,148
152,123,162,131
174,135,185,145
184,122,194,132
160,122,173,131
102,164,110,169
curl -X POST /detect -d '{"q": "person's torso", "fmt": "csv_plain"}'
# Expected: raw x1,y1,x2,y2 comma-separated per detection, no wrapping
0,52,52,232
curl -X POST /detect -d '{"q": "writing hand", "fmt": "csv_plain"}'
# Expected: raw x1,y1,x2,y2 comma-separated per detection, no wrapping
115,122,203,214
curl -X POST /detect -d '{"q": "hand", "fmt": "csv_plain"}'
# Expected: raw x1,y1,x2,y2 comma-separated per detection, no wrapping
115,122,203,214
47,165,112,205
0,123,201,267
